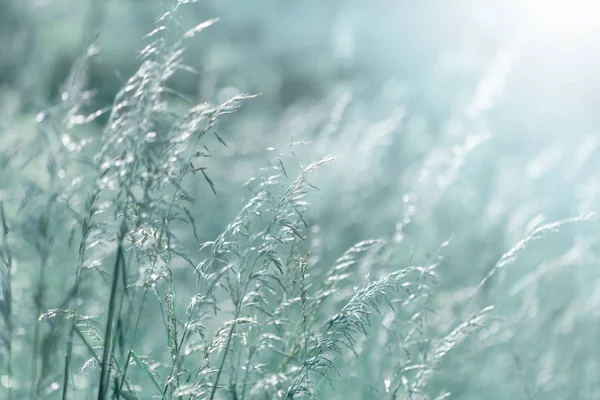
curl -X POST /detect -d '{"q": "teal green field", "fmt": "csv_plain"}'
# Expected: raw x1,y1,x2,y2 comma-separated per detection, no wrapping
1,1,600,399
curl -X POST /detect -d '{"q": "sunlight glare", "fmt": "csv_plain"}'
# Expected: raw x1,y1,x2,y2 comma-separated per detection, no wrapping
525,0,599,43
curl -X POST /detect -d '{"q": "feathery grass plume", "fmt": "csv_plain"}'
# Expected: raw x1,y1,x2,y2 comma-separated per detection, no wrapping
313,239,386,311
254,239,389,396
285,265,432,399
243,224,436,399
386,306,494,400
65,3,255,399
39,308,104,366
461,212,598,317
171,155,333,399
360,242,446,400
375,263,439,399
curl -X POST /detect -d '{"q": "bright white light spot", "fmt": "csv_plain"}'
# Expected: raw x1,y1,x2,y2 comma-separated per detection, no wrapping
384,377,391,393
524,0,599,42
1,375,12,389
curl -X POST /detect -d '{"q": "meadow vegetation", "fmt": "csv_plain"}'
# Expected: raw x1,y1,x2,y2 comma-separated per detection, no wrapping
1,1,599,399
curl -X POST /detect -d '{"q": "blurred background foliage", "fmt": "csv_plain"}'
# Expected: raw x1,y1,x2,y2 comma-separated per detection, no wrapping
2,0,600,398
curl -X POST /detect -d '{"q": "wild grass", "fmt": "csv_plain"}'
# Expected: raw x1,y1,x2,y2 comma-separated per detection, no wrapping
0,1,598,399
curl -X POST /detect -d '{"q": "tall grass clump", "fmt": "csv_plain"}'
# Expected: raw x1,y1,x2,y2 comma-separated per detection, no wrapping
2,1,600,400
0,2,484,398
